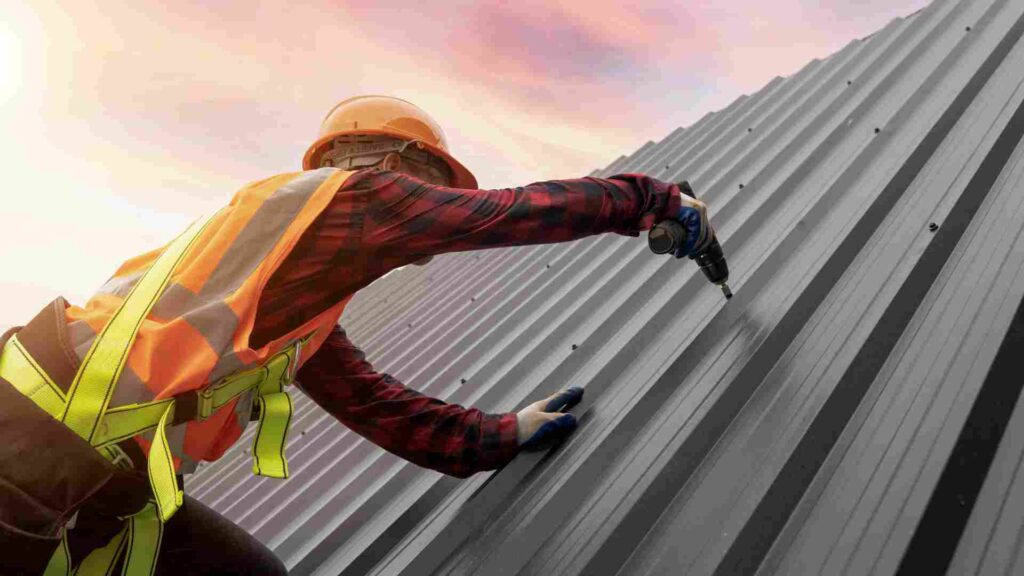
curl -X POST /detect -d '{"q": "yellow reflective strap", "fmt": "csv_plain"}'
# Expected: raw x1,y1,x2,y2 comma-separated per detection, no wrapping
248,337,308,478
121,502,163,576
73,524,127,576
43,533,71,576
74,336,303,450
92,399,175,448
62,214,212,443
0,335,66,418
251,392,292,479
257,350,293,397
205,367,267,416
100,444,135,471
147,402,183,523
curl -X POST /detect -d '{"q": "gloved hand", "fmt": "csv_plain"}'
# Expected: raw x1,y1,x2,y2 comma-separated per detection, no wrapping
671,183,716,259
517,387,583,451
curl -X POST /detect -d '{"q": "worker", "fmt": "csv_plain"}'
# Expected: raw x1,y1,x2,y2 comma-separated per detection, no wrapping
0,95,716,575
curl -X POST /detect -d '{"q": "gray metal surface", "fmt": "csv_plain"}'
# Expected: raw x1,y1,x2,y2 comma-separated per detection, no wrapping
186,0,1024,573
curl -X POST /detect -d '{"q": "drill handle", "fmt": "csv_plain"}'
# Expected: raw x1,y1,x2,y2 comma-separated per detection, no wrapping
647,181,731,287
647,181,696,255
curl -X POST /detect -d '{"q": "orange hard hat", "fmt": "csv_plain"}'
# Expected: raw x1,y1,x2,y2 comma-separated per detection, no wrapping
303,95,478,189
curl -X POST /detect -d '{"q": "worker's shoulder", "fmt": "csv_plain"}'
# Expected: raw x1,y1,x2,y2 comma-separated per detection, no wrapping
236,167,380,193
305,166,385,191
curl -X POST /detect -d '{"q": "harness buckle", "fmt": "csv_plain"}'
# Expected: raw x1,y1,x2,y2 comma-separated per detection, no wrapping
104,443,135,471
288,340,304,385
197,387,215,420
170,387,214,425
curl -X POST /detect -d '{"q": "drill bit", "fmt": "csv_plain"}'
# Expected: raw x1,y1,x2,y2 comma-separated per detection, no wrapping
720,283,733,300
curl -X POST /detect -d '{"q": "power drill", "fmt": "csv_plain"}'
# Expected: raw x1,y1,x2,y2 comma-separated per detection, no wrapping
647,181,733,300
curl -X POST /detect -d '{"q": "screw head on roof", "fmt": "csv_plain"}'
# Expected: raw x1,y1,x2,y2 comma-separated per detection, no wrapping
966,26,972,31
470,297,475,301
739,183,745,189
847,80,853,85
408,323,413,328
461,378,467,384
665,165,671,171
874,127,881,134
546,264,551,268
571,344,578,350
929,222,939,232
747,127,753,132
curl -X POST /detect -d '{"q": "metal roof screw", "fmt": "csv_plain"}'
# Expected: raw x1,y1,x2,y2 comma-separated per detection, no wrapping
546,264,551,269
461,378,467,384
571,344,578,350
747,127,753,132
966,26,972,31
408,323,413,328
739,183,745,189
928,222,939,232
470,297,475,302
847,80,853,86
665,165,671,171
874,127,881,134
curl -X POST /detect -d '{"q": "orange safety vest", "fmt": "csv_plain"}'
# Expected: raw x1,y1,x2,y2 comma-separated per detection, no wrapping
62,167,358,475
0,167,365,574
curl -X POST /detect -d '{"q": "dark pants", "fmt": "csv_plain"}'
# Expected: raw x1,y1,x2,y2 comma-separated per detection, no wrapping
66,495,287,576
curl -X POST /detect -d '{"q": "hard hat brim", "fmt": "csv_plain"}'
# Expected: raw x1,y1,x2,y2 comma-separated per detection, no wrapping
302,129,478,190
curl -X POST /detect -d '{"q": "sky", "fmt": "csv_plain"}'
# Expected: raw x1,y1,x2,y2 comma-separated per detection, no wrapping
0,0,931,329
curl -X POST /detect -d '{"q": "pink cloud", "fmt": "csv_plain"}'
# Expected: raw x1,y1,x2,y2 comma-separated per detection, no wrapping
50,0,929,151
3,0,937,329
327,1,719,122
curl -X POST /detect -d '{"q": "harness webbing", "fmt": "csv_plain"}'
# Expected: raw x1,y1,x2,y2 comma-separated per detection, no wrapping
61,215,210,445
0,211,305,575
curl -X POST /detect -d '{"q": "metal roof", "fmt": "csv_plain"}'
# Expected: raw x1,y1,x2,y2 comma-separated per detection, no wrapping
185,0,1024,573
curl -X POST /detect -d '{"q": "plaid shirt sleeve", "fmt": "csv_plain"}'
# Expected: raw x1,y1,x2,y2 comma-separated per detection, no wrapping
262,167,681,478
294,324,521,479
361,169,682,262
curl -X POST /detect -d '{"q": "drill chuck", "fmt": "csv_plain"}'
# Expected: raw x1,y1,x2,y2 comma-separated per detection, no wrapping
691,236,730,286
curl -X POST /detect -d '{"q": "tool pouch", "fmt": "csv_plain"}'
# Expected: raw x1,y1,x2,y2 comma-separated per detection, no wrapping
0,328,147,575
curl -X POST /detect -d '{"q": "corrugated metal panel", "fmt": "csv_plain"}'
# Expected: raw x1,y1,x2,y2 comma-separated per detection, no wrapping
185,0,1024,574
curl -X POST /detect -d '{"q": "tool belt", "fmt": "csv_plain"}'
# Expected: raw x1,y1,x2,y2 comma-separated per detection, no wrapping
0,214,307,575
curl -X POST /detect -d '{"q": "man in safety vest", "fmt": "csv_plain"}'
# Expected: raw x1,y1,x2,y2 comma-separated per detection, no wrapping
0,95,716,575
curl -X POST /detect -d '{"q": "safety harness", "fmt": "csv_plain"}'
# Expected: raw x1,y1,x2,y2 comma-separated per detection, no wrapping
0,213,308,575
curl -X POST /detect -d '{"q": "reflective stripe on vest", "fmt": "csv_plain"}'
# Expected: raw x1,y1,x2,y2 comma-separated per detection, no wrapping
3,167,359,574
63,168,355,476
4,253,308,573
30,213,210,575
4,332,309,575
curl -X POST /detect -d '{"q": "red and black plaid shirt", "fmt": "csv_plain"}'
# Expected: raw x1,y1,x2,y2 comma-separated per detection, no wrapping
253,168,681,479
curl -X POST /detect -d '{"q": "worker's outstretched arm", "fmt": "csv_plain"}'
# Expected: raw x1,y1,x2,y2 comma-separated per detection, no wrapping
252,168,683,344
359,169,682,260
294,325,521,479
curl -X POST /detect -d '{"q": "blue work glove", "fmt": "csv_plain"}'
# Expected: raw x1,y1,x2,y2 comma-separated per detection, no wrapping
672,184,715,259
517,387,584,451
